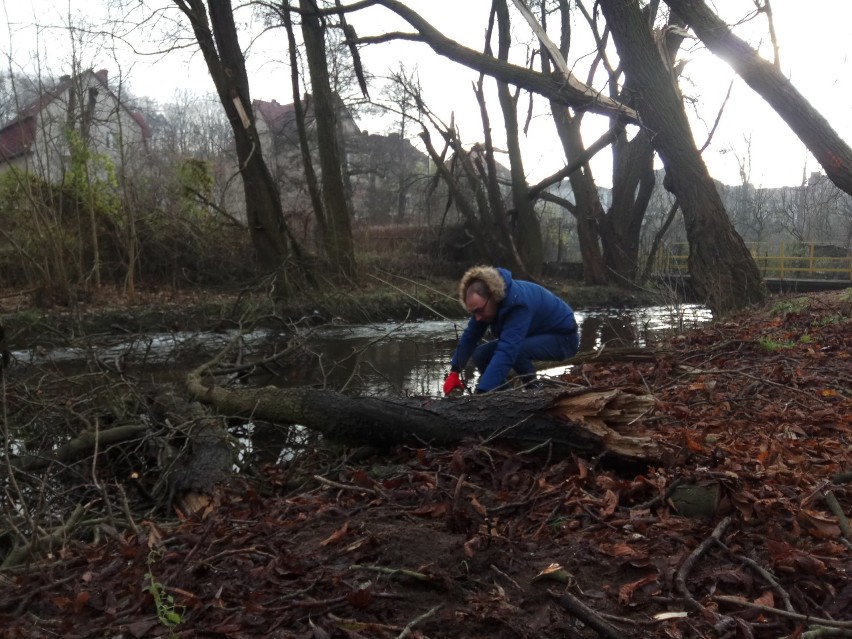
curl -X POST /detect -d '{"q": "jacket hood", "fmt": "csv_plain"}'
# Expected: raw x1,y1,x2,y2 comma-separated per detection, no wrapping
457,265,508,310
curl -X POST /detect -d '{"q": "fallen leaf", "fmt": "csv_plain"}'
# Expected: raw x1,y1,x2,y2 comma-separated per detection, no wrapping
319,521,349,547
532,563,574,584
654,612,688,621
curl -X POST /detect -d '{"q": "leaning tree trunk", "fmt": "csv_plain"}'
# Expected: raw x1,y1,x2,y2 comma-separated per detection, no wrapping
664,0,852,198
597,0,766,315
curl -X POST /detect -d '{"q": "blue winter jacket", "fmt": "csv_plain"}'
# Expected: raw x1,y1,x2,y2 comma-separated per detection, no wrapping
450,268,577,392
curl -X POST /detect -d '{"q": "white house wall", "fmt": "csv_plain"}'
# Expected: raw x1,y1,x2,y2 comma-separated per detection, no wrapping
8,70,147,184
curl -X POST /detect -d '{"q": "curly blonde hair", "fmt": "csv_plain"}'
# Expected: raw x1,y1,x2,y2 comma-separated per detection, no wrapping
457,265,507,310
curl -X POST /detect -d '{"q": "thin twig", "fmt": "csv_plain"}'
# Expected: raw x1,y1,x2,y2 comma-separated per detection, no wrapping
675,515,735,630
397,604,442,639
714,539,793,612
351,564,436,583
550,590,630,639
824,491,851,542
712,595,852,630
314,474,378,496
369,271,457,322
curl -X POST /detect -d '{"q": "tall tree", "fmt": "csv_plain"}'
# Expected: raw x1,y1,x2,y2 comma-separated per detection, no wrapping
596,0,766,314
172,0,293,274
340,0,771,311
596,5,677,284
298,0,356,279
493,0,543,276
519,0,679,285
663,0,852,198
381,64,420,222
280,4,328,249
531,0,610,285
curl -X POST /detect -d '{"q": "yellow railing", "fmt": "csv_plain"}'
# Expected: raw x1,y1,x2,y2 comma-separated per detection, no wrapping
653,242,852,281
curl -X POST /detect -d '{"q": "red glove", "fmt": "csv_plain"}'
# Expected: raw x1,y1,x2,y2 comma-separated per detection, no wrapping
443,371,465,396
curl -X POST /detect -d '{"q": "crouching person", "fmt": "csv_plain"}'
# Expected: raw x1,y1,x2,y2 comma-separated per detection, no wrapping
442,265,579,395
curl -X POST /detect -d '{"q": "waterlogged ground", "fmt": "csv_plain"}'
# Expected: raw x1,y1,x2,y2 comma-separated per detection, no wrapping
0,289,850,638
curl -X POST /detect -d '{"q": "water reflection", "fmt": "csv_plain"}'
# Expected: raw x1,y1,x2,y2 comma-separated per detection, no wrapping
6,303,710,466
263,304,712,397
9,304,710,397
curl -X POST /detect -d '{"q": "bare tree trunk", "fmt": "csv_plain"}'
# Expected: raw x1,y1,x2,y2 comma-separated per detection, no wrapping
551,107,609,285
470,84,527,274
664,0,852,198
495,0,542,276
174,0,292,274
300,0,356,280
600,112,656,283
599,5,674,284
597,0,766,314
538,0,609,286
281,5,328,248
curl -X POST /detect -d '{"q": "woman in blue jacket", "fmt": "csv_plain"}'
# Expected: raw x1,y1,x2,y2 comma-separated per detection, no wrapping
443,265,579,394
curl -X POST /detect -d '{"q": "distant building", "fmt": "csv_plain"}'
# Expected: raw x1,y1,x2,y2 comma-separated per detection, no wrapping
252,95,431,225
0,68,150,182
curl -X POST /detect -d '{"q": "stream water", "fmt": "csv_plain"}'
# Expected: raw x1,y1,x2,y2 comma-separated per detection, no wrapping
10,303,711,395
8,303,712,465
264,303,713,396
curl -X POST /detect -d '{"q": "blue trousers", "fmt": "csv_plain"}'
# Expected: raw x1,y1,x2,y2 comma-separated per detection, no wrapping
471,332,580,382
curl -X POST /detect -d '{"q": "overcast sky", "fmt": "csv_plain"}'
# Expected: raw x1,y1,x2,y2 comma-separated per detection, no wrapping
2,1,850,189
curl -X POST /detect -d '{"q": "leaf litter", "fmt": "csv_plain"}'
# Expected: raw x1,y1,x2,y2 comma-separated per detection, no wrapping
0,290,850,638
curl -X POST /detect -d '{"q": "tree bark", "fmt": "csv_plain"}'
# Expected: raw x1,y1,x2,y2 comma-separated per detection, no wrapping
664,0,852,197
281,4,328,246
186,373,661,463
300,0,357,279
535,0,611,286
551,108,610,286
495,0,542,276
174,0,292,273
597,0,766,315
601,7,670,284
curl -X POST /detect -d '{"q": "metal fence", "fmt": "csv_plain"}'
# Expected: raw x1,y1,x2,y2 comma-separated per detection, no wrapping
653,242,852,281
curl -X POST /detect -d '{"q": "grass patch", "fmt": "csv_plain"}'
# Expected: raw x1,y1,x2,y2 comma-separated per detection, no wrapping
757,337,796,352
769,296,810,317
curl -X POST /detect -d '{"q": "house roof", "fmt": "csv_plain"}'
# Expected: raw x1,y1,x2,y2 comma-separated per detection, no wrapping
253,93,361,141
253,96,314,140
0,73,82,161
0,69,150,162
0,115,36,162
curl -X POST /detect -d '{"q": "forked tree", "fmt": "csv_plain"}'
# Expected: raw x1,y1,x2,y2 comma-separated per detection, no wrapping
596,0,766,313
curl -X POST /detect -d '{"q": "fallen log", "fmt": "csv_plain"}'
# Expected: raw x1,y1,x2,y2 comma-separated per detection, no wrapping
187,369,661,463
537,346,659,368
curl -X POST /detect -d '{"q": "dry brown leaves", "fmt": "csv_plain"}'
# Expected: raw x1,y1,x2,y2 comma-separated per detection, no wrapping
0,291,850,639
